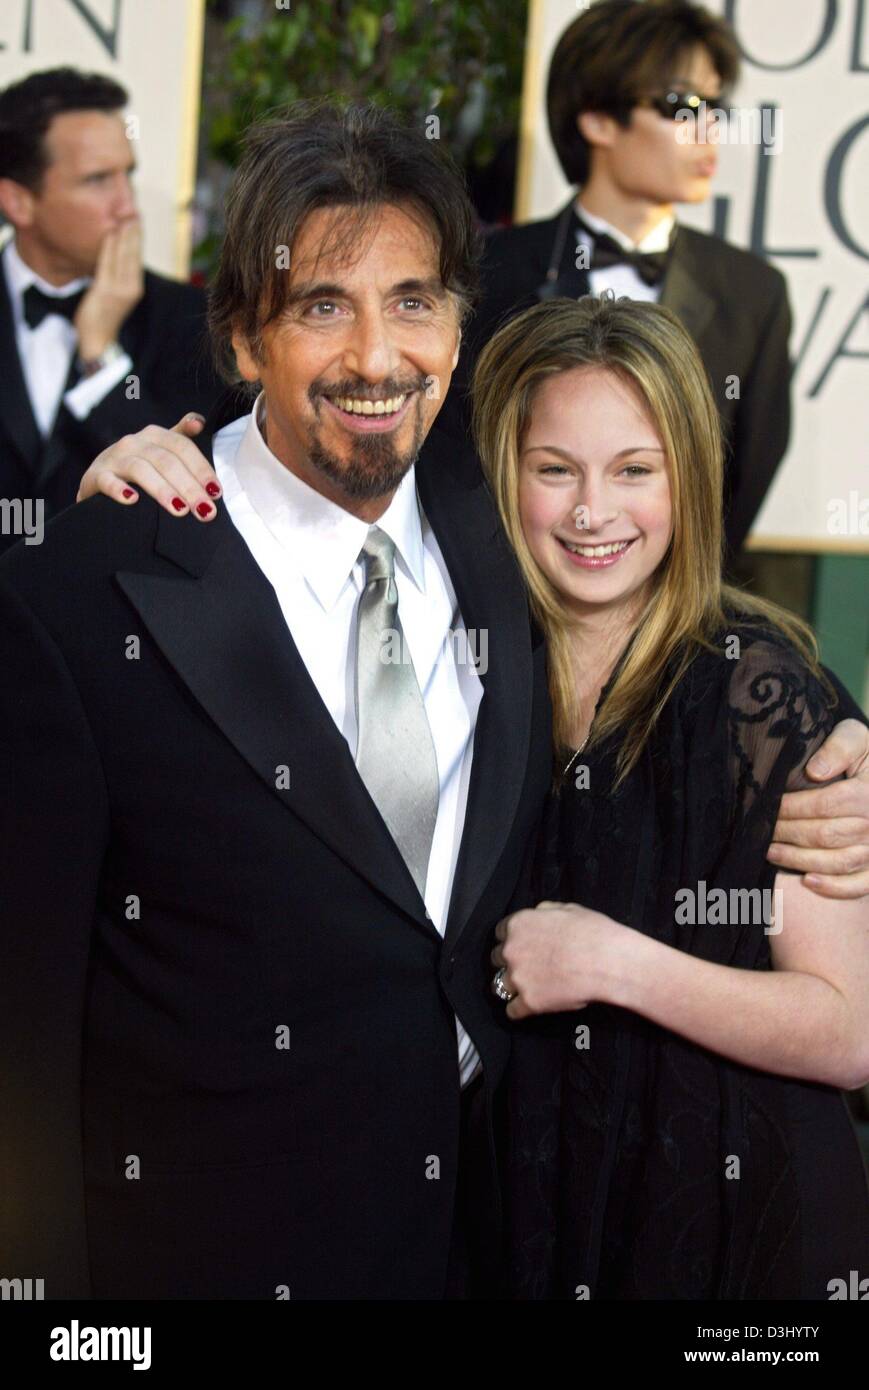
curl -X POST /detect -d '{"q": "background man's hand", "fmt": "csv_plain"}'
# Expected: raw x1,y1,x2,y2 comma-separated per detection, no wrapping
74,218,145,360
770,718,869,898
76,414,222,519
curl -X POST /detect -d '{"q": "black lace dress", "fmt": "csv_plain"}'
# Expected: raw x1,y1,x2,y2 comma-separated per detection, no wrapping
505,626,869,1300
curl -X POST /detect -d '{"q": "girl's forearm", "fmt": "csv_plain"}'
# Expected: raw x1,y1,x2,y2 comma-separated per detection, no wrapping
606,928,865,1089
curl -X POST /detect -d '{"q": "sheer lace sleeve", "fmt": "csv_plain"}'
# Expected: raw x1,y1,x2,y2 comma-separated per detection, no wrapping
725,632,839,863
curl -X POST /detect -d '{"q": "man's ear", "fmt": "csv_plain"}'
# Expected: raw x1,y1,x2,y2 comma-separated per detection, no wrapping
0,177,36,229
577,110,618,151
231,328,261,383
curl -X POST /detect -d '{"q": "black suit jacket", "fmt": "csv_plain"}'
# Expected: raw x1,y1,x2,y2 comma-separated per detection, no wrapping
0,403,553,1300
0,264,222,553
443,199,793,555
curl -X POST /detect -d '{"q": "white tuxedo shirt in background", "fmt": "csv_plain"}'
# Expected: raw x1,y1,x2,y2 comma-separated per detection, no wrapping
2,237,131,436
575,197,675,304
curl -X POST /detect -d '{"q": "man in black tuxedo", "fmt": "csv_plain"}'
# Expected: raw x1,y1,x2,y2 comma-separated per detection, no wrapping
0,68,221,554
2,99,867,1305
442,0,790,558
0,100,554,1300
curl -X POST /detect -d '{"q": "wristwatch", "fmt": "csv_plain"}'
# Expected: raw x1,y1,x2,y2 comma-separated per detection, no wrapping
75,341,125,378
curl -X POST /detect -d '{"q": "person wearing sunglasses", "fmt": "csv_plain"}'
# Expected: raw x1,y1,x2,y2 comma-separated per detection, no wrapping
443,0,789,563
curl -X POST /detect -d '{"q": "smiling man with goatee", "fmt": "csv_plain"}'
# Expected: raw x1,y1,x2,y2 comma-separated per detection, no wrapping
0,99,554,1300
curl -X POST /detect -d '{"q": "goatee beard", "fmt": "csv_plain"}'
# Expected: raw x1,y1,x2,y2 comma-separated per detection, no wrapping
307,407,426,501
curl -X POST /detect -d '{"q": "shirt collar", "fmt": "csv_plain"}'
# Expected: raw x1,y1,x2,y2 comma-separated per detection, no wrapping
221,392,428,612
574,198,675,253
3,237,90,315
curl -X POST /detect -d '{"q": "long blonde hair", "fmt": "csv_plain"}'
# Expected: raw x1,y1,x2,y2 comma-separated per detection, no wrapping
471,294,826,785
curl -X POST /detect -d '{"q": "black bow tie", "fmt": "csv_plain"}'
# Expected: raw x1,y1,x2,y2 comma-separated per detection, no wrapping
22,282,86,330
576,216,673,288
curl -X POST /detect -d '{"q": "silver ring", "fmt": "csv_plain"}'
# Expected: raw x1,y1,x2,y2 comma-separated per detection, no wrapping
493,966,516,1003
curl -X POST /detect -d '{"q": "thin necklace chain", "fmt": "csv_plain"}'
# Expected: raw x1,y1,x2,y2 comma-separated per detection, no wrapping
562,731,590,777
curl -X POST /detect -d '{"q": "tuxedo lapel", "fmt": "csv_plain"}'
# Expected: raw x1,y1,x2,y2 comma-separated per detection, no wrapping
660,229,717,350
116,495,437,939
31,350,86,494
539,197,590,299
0,262,43,475
119,280,150,353
415,430,534,948
116,410,533,950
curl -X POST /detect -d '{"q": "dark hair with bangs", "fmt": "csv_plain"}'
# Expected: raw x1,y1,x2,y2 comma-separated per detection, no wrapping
547,0,741,186
208,98,482,381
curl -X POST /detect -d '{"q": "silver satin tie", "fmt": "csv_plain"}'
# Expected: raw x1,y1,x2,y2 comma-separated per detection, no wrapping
354,525,439,897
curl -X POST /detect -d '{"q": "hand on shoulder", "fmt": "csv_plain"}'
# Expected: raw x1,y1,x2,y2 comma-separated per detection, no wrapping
77,414,221,522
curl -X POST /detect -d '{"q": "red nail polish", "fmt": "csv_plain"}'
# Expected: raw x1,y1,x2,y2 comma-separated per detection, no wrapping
122,488,135,499
171,497,187,512
205,482,221,498
196,502,213,518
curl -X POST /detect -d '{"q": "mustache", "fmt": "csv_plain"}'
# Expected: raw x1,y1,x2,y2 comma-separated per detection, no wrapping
309,376,427,403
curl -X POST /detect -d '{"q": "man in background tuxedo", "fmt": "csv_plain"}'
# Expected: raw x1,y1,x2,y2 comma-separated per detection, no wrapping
444,0,790,559
0,67,220,552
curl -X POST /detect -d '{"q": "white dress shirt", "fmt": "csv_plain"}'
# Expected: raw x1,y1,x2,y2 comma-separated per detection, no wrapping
2,237,132,437
575,198,675,304
212,397,485,1086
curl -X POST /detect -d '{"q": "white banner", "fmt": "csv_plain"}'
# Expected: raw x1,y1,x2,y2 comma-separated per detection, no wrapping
517,0,869,551
0,0,206,279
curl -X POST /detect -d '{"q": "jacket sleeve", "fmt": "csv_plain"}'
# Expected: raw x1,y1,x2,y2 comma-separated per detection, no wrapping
0,575,109,1297
822,665,867,726
725,276,793,554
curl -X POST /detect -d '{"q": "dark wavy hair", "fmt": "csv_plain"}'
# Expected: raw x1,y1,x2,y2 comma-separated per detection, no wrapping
208,99,483,382
547,0,741,185
0,67,128,190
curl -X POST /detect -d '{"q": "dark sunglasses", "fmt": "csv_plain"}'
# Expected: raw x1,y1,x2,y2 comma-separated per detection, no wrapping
641,90,727,120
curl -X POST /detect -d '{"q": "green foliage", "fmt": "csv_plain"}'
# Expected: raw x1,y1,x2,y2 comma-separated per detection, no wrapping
202,0,527,170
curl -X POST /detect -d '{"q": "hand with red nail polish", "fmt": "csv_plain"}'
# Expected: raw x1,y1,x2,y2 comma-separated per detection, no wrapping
75,413,221,519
